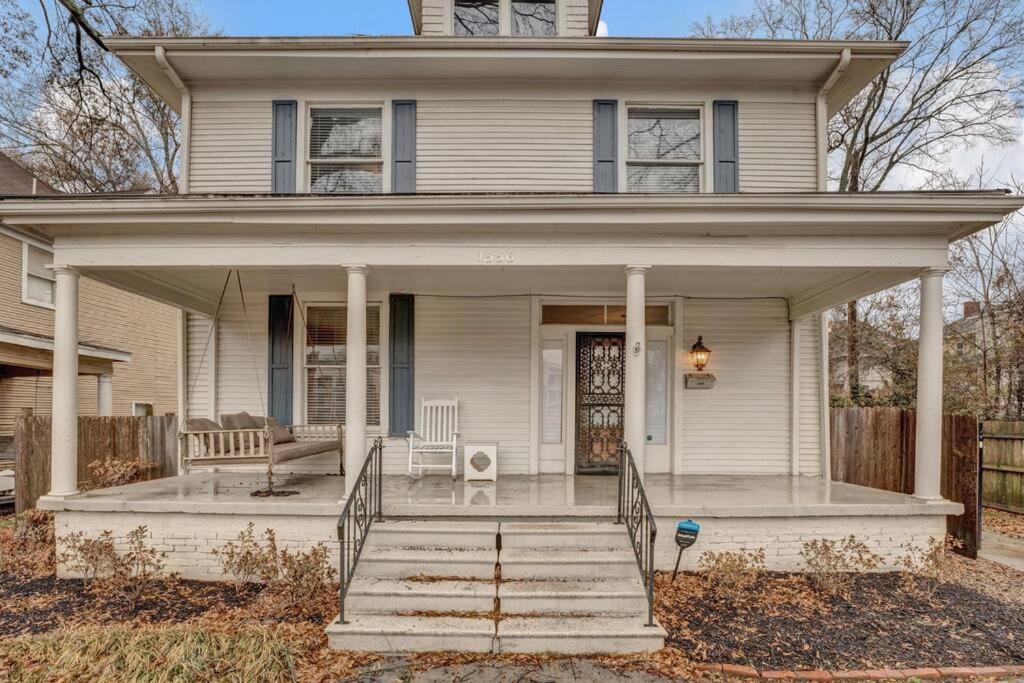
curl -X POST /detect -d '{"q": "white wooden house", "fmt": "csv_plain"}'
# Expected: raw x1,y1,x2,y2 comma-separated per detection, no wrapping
1,0,1021,654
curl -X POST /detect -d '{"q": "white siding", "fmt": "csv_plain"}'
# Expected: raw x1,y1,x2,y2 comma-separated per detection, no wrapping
215,292,269,420
680,298,791,474
562,0,591,35
189,100,272,194
416,99,593,192
420,0,447,34
185,313,213,419
738,101,818,192
414,296,532,474
797,314,823,476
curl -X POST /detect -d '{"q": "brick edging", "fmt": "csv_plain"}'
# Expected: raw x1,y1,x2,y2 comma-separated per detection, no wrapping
695,663,1024,680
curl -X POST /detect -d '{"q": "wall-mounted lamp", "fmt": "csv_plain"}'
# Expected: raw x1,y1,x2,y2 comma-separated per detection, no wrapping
688,336,711,371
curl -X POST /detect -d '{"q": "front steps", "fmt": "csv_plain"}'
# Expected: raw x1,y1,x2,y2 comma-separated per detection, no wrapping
326,519,666,654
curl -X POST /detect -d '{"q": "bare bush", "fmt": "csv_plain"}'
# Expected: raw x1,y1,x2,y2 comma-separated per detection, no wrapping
802,536,882,599
0,509,55,577
697,548,766,598
82,456,156,491
59,525,167,608
899,536,951,603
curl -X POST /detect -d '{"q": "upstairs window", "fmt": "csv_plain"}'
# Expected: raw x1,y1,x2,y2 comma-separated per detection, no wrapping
627,107,702,193
308,108,383,194
512,0,557,36
454,0,500,36
23,243,55,308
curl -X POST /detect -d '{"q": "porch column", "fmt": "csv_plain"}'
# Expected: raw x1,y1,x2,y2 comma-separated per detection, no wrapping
98,374,114,417
914,268,946,500
344,265,367,496
624,265,650,480
50,266,80,498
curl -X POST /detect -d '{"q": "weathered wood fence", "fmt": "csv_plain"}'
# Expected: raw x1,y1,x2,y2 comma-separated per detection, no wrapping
14,415,178,513
830,407,980,558
981,421,1024,514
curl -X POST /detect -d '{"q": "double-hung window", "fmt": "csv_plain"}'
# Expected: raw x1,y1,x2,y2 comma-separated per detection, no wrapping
627,107,703,193
23,243,55,308
305,304,381,426
454,0,500,35
308,108,383,194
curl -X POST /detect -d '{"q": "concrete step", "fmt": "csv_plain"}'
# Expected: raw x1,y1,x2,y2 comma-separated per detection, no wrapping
499,579,648,615
326,615,496,653
368,520,498,550
347,577,497,614
497,616,666,654
500,521,630,550
500,548,638,580
357,546,496,580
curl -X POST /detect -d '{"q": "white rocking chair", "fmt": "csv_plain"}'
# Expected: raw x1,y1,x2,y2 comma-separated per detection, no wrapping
407,398,459,479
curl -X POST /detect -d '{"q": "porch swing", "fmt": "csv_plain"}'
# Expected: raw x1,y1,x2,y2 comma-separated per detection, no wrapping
178,271,345,487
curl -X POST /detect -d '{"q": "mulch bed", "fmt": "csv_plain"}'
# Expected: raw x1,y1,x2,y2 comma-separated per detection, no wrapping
659,567,1024,671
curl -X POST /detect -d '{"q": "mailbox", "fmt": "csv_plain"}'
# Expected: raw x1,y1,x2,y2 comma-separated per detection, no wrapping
685,373,716,389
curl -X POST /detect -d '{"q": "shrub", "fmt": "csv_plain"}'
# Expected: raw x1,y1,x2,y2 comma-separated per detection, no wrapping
82,456,156,491
697,548,766,599
212,522,268,591
899,536,948,602
0,509,55,577
802,536,882,599
59,525,167,608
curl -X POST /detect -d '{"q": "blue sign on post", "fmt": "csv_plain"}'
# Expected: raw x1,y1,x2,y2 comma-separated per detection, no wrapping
672,519,700,581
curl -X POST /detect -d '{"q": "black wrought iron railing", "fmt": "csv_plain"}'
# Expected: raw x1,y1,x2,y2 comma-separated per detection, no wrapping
617,440,657,627
337,436,384,623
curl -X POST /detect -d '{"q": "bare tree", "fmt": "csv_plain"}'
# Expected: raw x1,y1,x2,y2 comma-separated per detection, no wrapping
0,0,212,193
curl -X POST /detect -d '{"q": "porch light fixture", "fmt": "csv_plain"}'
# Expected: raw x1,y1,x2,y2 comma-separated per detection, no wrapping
689,336,711,370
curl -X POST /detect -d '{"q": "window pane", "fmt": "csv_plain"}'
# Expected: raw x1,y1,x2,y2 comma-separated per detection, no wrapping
542,305,606,325
27,245,53,279
646,341,668,445
307,306,346,366
305,305,381,426
628,109,701,161
628,164,699,193
310,163,382,194
513,0,556,36
26,274,54,305
454,0,500,36
309,109,381,160
605,306,671,325
541,343,563,444
305,367,381,426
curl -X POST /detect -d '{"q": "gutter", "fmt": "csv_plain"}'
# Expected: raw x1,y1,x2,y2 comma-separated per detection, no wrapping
155,46,191,192
816,48,851,190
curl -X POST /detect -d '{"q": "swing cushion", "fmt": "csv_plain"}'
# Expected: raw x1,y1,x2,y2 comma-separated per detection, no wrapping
271,439,343,464
258,417,296,445
186,417,222,433
221,412,259,431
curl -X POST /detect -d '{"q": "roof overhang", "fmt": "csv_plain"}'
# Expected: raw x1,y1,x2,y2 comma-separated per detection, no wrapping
0,191,1018,242
0,328,130,377
406,0,604,35
106,36,905,117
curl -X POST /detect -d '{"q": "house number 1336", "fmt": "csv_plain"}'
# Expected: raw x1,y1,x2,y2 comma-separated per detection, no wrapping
478,250,515,264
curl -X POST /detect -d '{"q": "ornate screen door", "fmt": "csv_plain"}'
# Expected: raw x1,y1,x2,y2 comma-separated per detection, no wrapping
574,332,625,474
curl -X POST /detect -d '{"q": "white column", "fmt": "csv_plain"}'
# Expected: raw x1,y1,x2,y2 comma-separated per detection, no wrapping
914,269,946,500
98,374,114,416
344,265,367,496
624,265,650,479
49,266,80,498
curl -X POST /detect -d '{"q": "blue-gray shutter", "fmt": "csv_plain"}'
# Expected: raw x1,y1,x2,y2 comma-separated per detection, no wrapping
267,295,293,425
271,100,297,193
593,100,618,193
392,101,417,193
389,294,414,436
713,101,739,193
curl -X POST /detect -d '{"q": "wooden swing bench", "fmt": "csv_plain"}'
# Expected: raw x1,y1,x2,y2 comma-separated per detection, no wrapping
181,411,343,475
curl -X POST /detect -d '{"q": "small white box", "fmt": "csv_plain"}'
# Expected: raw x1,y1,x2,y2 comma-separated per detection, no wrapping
685,373,717,389
463,443,498,481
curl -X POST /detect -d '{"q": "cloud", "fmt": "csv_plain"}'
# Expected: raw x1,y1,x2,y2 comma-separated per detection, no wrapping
597,20,609,36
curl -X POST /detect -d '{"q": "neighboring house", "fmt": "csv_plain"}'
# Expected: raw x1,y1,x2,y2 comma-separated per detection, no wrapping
0,153,178,443
1,0,1021,654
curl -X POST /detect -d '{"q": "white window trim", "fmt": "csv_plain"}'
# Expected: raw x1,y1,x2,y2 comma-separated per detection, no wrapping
304,102,391,194
21,241,55,311
299,300,384,428
450,0,559,37
131,401,155,417
620,102,706,194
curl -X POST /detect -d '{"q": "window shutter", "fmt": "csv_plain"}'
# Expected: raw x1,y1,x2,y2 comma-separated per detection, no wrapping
389,294,415,436
713,101,739,193
593,100,618,193
267,295,293,425
272,100,298,193
392,101,417,193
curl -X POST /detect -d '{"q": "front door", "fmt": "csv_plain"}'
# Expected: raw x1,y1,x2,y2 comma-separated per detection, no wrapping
575,332,625,474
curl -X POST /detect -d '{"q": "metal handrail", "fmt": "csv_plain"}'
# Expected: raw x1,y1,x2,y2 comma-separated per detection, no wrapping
336,436,384,623
616,441,657,627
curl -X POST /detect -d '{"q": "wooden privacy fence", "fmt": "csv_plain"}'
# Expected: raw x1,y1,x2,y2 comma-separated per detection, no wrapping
14,415,178,513
830,407,980,558
981,421,1024,514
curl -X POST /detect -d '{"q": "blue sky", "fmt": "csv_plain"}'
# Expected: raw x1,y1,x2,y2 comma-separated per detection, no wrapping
198,0,756,37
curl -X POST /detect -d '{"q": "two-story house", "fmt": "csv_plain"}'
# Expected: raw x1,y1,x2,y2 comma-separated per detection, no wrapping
0,0,1020,654
0,153,179,451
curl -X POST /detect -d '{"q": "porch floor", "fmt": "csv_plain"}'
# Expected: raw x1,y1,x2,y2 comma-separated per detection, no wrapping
40,471,961,519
